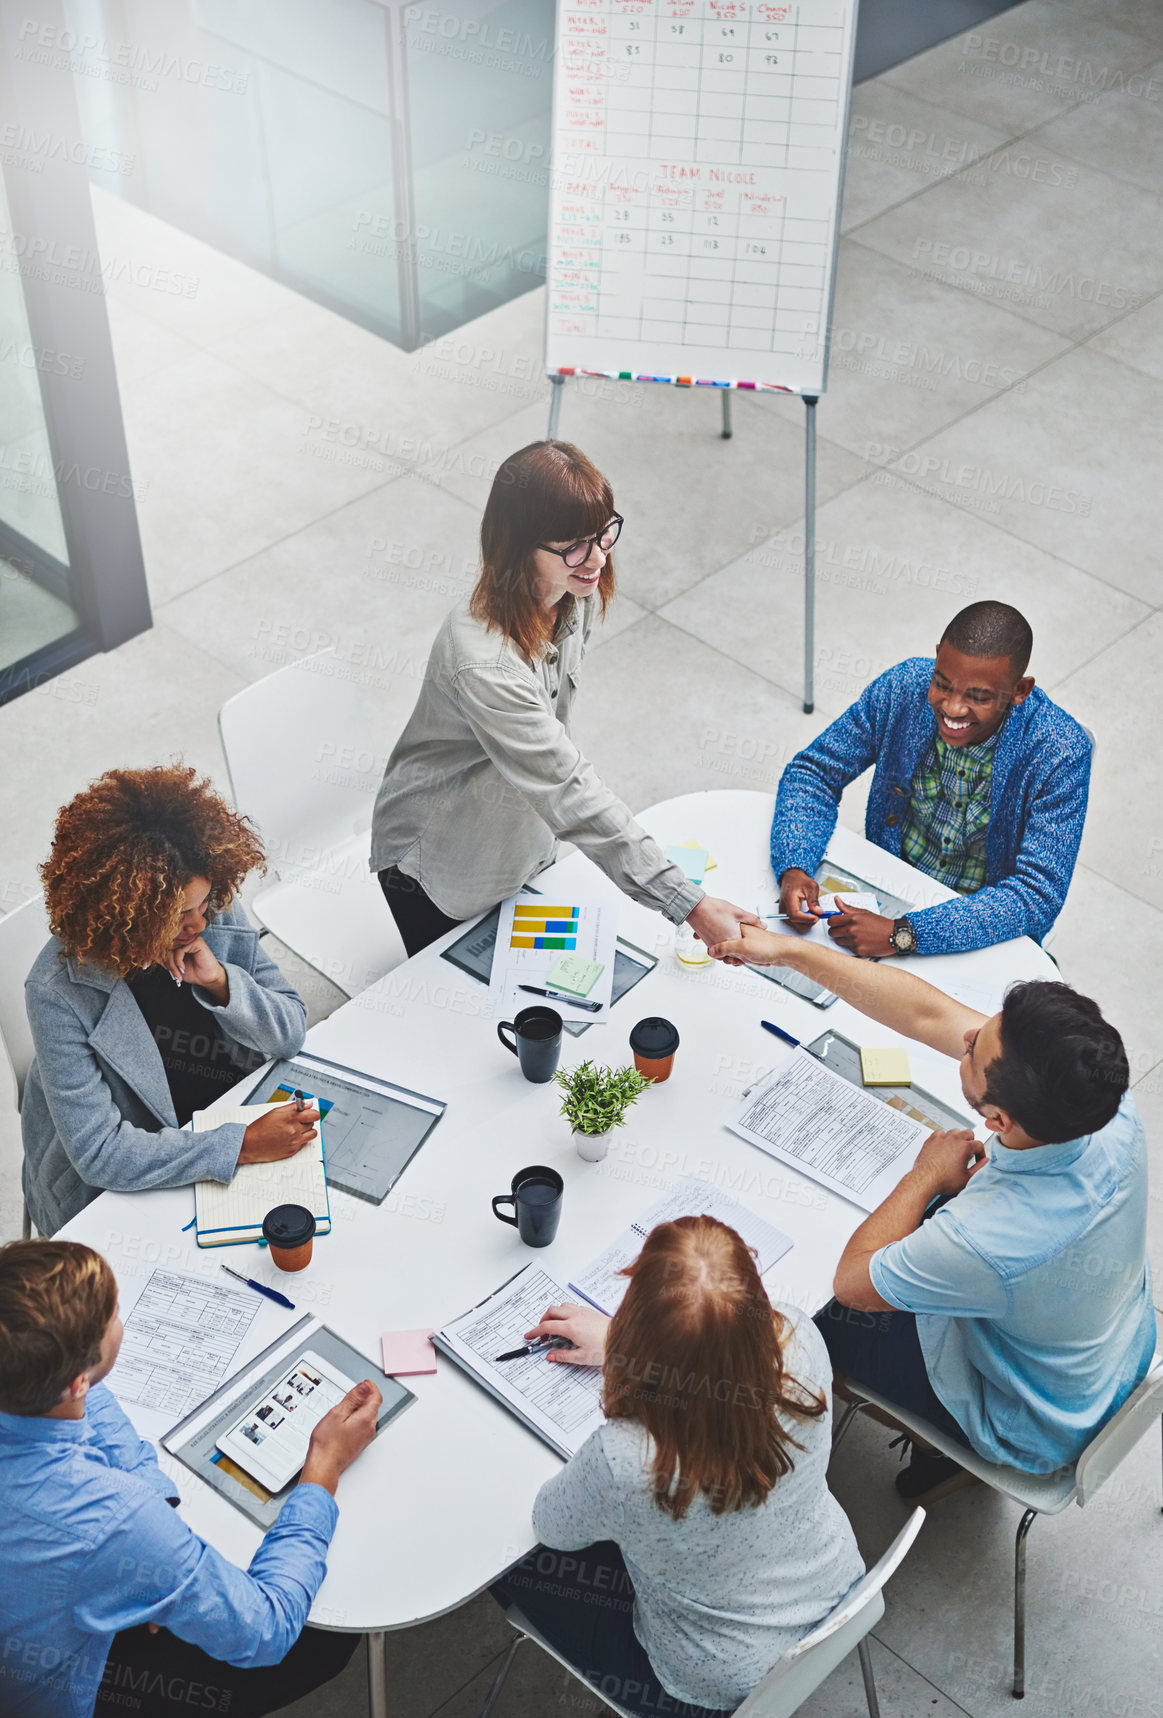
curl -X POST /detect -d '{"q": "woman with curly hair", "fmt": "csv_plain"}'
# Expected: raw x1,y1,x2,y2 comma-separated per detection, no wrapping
22,765,317,1235
489,1217,864,1716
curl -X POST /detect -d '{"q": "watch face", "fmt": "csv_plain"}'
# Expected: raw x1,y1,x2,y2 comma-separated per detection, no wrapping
892,922,915,952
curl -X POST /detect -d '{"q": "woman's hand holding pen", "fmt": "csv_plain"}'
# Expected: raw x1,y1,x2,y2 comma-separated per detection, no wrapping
239,1102,319,1165
524,1302,610,1368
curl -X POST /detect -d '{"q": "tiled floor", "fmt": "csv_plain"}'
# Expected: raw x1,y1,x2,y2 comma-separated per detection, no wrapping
2,0,1162,1712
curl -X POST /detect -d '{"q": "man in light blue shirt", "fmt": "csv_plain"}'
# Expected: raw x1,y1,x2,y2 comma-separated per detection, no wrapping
711,925,1155,1506
0,1239,380,1717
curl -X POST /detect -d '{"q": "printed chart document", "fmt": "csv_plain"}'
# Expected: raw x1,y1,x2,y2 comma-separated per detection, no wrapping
192,1103,331,1246
435,1265,605,1459
729,1049,930,1213
569,1178,793,1316
490,892,617,1022
110,1267,262,1425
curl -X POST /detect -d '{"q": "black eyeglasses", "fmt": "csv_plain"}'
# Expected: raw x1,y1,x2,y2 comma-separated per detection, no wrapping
537,514,623,569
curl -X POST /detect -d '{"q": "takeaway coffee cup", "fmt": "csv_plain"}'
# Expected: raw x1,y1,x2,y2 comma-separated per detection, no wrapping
630,1016,680,1083
497,1005,563,1083
491,1166,564,1248
262,1203,316,1272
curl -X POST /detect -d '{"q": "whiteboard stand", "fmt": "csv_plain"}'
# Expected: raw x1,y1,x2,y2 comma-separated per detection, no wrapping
543,378,820,711
803,395,818,714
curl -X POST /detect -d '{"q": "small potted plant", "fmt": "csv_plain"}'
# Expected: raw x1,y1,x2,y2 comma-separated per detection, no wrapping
555,1060,650,1162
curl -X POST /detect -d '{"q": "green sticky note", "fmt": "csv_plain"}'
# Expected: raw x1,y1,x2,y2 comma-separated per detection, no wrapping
666,843,709,883
547,955,605,997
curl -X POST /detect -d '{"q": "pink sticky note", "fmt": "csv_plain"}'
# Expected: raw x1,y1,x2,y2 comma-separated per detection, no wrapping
381,1329,437,1376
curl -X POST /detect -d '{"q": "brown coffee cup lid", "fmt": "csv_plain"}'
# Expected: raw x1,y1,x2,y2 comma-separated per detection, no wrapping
630,1017,680,1058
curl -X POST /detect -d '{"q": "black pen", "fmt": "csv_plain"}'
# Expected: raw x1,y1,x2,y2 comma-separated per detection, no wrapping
518,984,602,1013
219,1264,296,1310
494,1337,575,1362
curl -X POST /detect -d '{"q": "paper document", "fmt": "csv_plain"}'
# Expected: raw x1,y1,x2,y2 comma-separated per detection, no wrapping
491,892,617,1021
569,1177,793,1315
192,1103,330,1246
436,1266,605,1458
110,1267,262,1424
729,1049,930,1213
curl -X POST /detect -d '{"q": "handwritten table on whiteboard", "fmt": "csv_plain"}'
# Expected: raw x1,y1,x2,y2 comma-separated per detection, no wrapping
547,0,857,393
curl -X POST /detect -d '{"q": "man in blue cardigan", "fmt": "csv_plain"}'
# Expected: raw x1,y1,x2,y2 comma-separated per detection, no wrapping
770,602,1092,956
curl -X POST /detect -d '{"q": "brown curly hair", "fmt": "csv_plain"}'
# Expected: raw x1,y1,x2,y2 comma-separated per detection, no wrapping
42,765,265,974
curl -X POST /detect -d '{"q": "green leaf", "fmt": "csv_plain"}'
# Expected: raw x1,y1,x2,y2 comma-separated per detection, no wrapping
553,1060,650,1134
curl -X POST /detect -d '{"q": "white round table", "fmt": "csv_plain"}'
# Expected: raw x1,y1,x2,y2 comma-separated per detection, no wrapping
60,790,1057,1708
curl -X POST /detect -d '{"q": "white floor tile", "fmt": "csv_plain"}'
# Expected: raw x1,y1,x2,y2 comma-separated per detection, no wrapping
842,80,1011,233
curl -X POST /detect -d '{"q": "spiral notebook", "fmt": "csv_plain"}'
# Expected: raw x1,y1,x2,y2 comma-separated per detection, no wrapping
191,1103,331,1248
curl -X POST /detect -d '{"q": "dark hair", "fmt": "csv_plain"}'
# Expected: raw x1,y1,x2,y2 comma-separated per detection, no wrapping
602,1216,825,1520
471,440,615,661
42,764,265,975
939,601,1033,677
0,1240,117,1415
983,981,1128,1144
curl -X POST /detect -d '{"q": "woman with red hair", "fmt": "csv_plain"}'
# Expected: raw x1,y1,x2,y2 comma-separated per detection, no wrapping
23,766,318,1234
371,439,758,955
490,1216,863,1716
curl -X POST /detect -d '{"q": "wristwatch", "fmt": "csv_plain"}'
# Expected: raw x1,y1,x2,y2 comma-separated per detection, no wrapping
889,916,918,955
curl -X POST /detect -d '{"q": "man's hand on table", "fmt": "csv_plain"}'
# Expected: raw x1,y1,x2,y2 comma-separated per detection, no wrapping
300,1380,383,1496
524,1303,609,1368
778,868,820,929
906,1128,987,1200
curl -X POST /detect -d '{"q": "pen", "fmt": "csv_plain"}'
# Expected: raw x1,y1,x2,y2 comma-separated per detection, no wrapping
493,1337,575,1362
518,984,602,1013
761,911,839,921
761,1020,800,1048
219,1264,296,1310
294,1089,306,1112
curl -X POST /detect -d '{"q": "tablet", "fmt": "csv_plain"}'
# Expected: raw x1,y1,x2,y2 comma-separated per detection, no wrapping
216,1349,355,1494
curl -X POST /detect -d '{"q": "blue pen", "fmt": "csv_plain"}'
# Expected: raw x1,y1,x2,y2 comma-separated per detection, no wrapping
761,1020,800,1049
220,1264,295,1311
761,911,839,921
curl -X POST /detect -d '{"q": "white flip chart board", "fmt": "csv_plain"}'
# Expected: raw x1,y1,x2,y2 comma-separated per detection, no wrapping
546,0,858,395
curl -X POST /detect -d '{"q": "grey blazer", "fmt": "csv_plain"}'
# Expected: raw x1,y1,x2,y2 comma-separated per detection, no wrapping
22,902,307,1235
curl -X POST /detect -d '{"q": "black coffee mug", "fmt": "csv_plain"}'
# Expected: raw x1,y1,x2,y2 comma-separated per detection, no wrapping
497,1005,562,1083
492,1165,564,1248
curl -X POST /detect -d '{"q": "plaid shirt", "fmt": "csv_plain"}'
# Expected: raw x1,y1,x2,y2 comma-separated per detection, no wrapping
901,727,1000,894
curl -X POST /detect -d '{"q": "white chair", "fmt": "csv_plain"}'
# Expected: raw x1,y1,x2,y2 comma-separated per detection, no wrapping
477,1509,925,1718
218,650,406,998
0,894,52,1238
832,1356,1163,1699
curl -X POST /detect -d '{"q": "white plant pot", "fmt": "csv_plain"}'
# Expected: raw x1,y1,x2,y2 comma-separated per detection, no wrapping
573,1126,612,1162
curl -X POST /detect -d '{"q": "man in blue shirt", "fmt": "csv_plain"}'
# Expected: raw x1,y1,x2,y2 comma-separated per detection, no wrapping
709,926,1155,1507
770,601,1092,956
0,1239,381,1717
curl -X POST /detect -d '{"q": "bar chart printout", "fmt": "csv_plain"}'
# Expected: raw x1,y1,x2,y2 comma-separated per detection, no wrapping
546,0,857,395
491,892,617,1018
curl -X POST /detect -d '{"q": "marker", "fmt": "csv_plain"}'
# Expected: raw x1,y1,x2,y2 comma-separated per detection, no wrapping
294,1089,306,1112
761,1020,800,1049
518,983,602,1013
493,1337,575,1363
219,1265,296,1311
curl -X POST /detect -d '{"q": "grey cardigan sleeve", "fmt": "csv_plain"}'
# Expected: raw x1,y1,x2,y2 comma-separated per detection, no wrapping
454,663,702,925
26,981,245,1193
191,933,308,1058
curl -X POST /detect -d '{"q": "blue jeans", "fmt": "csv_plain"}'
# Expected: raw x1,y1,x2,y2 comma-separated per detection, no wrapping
490,1542,733,1717
814,1299,971,1449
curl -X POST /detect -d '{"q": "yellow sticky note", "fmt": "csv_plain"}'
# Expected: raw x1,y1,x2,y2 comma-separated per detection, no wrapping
860,1047,912,1087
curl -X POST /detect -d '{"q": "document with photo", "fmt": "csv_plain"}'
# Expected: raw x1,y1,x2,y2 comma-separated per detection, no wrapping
215,1350,354,1492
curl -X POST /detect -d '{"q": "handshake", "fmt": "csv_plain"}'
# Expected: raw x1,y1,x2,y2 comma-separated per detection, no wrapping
686,870,900,965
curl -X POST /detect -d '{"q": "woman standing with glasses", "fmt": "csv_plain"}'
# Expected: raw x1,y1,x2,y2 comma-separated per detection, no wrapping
371,440,758,955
